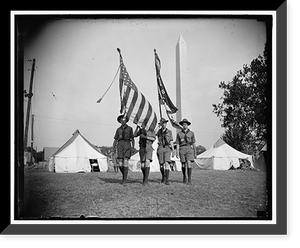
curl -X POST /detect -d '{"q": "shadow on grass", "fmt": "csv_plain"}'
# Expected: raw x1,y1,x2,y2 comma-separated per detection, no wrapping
96,176,183,185
97,176,144,185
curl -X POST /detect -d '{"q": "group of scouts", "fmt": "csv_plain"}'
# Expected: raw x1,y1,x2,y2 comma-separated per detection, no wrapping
112,114,197,186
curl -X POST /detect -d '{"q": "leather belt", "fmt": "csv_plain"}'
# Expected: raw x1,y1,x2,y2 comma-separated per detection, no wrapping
180,144,191,147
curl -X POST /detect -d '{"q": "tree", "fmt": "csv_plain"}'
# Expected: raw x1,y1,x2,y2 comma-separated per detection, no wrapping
98,146,113,157
196,145,206,155
36,151,44,162
212,45,268,153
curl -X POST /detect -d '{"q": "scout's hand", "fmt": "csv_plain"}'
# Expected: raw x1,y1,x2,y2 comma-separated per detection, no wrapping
176,152,179,159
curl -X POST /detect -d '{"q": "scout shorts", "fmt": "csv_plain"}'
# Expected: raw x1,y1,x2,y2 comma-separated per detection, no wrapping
139,144,153,163
179,145,195,163
157,145,172,164
117,140,131,160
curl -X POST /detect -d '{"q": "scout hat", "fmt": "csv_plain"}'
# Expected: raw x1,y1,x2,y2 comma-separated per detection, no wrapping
159,118,169,125
179,118,191,126
117,114,129,123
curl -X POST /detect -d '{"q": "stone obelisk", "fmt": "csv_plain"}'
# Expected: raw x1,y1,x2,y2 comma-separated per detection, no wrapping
176,35,192,128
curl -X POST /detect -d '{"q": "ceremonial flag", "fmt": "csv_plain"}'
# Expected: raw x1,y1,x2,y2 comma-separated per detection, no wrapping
154,49,178,114
118,48,157,132
154,49,182,130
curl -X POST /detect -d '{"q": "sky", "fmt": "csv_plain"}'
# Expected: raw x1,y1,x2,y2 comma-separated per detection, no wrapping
22,15,266,151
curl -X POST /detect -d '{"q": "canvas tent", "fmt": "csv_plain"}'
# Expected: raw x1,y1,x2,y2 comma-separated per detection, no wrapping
48,129,108,173
128,140,182,172
195,139,254,170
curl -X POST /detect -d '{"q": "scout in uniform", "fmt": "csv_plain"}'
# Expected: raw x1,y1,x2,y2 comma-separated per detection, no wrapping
176,118,197,185
134,122,156,186
113,114,135,186
156,118,175,185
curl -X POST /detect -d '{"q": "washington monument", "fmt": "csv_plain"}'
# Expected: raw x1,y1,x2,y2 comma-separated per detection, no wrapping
176,35,192,127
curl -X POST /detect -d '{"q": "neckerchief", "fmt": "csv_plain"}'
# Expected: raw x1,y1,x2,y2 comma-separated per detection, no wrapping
183,128,190,144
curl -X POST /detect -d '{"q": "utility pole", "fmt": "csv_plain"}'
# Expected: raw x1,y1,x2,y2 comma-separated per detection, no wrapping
24,58,36,148
30,114,34,166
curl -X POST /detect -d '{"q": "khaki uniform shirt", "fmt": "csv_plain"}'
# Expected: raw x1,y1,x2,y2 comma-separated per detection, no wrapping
114,124,134,142
156,128,173,147
176,129,196,146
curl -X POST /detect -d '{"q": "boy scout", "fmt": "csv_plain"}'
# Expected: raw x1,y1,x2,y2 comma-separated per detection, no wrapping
156,118,175,185
176,118,196,185
134,123,156,186
113,114,135,186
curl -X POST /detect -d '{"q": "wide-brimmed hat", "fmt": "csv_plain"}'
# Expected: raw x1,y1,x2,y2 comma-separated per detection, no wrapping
159,118,169,125
117,114,129,123
179,118,191,126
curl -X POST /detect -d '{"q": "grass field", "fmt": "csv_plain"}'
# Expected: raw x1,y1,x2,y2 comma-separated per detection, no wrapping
23,166,268,219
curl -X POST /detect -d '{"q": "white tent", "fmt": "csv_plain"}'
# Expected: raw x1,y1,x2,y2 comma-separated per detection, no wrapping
48,130,108,173
195,139,254,170
128,140,182,172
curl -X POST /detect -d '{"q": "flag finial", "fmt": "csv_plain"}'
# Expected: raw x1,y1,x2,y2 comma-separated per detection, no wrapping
154,48,156,53
117,48,121,53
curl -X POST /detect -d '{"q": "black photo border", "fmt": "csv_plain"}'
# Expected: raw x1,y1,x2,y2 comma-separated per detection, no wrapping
1,1,288,237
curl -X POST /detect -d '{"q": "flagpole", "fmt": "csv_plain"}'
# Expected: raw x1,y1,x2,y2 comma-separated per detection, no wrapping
154,49,162,120
117,48,125,115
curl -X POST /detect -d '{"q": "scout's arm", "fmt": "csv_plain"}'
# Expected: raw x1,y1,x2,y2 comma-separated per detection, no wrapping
191,132,197,157
113,130,118,150
113,139,117,151
192,143,197,157
145,131,156,142
133,125,140,137
176,133,180,158
147,135,156,142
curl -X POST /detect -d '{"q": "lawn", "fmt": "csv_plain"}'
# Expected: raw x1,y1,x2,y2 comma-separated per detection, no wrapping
23,166,268,219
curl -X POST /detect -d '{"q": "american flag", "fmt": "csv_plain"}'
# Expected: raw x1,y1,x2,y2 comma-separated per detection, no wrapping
118,50,157,132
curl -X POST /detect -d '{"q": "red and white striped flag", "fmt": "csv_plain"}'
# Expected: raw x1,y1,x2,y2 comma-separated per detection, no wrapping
118,49,157,132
